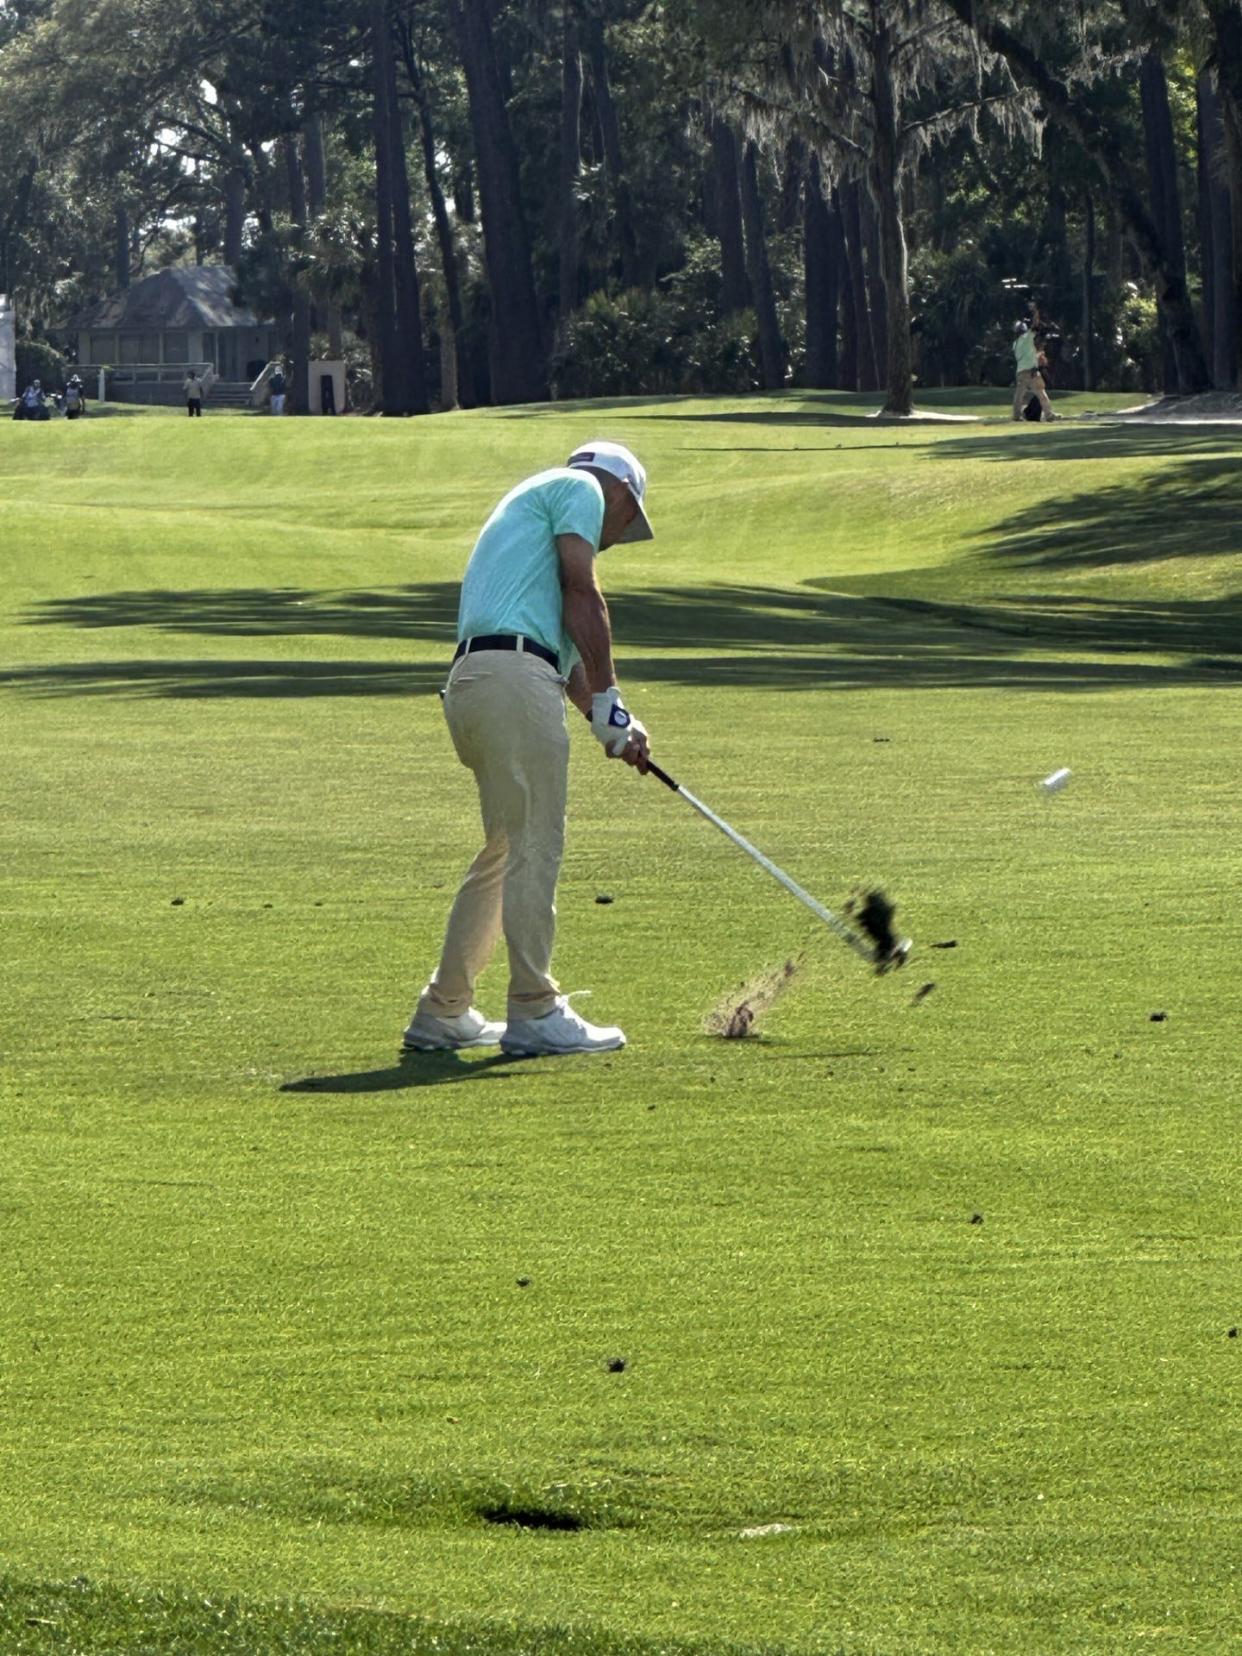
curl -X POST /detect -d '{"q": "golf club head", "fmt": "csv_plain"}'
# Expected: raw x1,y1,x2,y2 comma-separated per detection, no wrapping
874,935,912,975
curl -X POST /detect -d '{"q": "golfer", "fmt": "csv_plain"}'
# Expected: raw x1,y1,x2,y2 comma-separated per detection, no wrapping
1011,321,1055,421
403,440,653,1058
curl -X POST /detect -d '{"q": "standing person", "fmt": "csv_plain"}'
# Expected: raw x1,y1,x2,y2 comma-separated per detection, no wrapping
15,380,49,420
62,375,86,419
402,440,654,1059
183,370,204,417
1011,322,1055,421
268,365,287,415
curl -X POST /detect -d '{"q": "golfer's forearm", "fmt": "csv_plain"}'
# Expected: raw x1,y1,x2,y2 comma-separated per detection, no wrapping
565,665,593,717
562,586,617,695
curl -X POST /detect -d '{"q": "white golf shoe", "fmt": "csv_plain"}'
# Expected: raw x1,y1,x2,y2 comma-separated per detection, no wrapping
401,1005,505,1052
500,995,626,1057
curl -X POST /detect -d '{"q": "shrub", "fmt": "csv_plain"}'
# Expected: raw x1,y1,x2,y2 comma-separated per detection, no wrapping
16,338,68,392
551,283,759,399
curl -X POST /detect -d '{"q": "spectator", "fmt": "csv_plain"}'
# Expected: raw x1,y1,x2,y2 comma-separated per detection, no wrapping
13,380,50,421
268,365,287,415
183,370,204,417
62,375,86,420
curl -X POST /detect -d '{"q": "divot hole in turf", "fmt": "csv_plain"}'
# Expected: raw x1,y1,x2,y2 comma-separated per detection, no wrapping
478,1502,588,1532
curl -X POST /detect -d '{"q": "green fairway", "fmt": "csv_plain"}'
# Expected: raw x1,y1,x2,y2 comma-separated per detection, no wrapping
2,391,1239,1655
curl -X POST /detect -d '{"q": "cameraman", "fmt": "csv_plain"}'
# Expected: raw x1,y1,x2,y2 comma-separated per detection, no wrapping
1011,321,1056,421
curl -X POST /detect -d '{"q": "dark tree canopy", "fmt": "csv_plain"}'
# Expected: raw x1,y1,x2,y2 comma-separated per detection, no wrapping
0,0,1236,407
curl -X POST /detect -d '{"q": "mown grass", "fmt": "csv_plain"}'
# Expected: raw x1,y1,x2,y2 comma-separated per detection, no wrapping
1,389,1239,1654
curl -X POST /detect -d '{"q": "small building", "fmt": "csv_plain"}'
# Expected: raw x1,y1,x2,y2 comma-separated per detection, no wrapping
70,265,282,404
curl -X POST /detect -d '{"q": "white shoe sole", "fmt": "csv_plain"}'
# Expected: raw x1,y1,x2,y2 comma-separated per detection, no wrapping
498,1036,626,1057
401,1031,503,1053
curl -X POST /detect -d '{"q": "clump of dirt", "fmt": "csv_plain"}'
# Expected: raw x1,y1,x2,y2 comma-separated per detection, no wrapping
705,957,801,1040
844,887,909,971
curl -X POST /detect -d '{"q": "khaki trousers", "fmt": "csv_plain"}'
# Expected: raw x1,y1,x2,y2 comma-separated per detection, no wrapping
421,648,568,1022
1013,369,1053,420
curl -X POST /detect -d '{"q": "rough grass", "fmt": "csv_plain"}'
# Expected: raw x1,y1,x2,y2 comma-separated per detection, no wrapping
1,388,1240,1654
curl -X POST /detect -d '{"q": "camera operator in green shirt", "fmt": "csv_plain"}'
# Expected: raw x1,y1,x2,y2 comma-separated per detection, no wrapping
1012,321,1056,421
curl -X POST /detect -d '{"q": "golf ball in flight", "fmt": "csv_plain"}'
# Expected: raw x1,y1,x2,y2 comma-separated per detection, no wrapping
1039,767,1072,794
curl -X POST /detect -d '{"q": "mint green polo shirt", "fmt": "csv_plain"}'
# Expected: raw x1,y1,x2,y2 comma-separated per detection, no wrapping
457,467,606,675
1014,331,1039,374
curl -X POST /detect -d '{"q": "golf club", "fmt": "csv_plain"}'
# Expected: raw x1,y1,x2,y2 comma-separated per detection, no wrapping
644,758,911,974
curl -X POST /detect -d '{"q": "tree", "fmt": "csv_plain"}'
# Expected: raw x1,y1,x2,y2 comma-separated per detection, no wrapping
691,0,1031,413
446,0,546,403
941,0,1211,393
803,150,842,386
739,136,786,385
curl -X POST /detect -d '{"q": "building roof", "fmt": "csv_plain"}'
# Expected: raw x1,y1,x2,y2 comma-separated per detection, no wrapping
71,265,270,332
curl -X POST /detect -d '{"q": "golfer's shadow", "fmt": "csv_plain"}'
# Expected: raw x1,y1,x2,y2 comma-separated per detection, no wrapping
280,1051,527,1094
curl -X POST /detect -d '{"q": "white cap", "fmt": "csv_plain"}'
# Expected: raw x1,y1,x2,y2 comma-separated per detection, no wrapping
567,439,653,543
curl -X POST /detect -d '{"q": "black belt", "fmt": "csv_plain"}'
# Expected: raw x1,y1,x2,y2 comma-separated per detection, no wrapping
453,634,559,671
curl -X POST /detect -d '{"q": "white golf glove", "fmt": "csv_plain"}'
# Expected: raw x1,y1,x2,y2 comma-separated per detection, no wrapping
590,688,636,756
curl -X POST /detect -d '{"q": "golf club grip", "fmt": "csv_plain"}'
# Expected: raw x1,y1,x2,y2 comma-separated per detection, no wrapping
645,760,680,792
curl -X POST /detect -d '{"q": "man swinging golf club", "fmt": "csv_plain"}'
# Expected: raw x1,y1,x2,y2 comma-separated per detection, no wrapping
402,440,653,1058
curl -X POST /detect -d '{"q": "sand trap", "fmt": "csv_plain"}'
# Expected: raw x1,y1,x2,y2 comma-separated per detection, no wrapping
1100,390,1242,423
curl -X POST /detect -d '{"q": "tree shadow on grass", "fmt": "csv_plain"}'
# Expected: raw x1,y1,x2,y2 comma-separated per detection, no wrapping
928,421,1242,464
7,578,1239,697
22,583,461,638
0,658,446,698
967,455,1242,569
280,1051,531,1093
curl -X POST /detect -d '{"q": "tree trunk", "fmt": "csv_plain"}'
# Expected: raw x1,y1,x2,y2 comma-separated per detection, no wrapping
248,141,275,236
447,0,546,403
284,133,312,413
439,326,458,410
558,3,582,326
384,16,429,414
223,162,246,266
304,115,326,213
453,162,476,223
1141,52,1187,392
944,0,1210,393
1198,76,1217,378
739,139,785,389
1200,2,1242,386
1081,192,1095,392
114,202,130,290
303,114,344,361
841,180,878,391
868,14,913,414
581,11,639,287
833,185,859,391
861,187,889,395
1198,71,1236,389
396,22,467,404
803,153,840,387
370,0,405,413
778,139,803,233
710,114,750,313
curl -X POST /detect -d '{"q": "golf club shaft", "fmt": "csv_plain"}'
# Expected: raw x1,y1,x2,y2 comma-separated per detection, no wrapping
645,760,876,962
